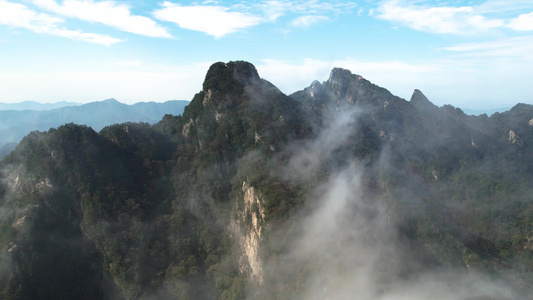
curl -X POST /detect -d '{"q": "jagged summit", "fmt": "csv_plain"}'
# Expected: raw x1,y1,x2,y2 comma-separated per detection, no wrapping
173,60,308,152
327,67,355,84
291,65,405,110
409,89,438,112
3,60,533,299
409,89,427,102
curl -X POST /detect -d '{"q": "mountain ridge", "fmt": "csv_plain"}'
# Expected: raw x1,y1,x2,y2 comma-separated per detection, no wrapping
0,99,189,158
0,100,82,111
1,61,532,299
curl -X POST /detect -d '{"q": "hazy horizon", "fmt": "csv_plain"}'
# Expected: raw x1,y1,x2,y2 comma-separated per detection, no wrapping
1,0,533,110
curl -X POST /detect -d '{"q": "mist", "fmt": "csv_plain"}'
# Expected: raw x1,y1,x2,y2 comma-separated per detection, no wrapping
1,61,532,299
254,103,527,300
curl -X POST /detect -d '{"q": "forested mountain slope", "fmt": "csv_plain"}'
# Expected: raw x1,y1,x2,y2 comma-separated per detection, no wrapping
1,61,532,299
0,99,188,156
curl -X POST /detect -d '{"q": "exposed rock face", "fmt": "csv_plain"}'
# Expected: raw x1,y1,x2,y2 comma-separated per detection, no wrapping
233,181,265,285
202,89,213,107
36,178,53,192
182,118,195,138
508,130,523,145
12,215,28,228
525,236,533,250
432,170,438,181
327,68,354,101
214,111,225,122
4,164,23,194
328,68,353,90
308,80,322,98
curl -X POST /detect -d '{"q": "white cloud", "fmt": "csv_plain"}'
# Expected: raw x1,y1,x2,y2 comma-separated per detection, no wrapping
507,12,533,31
292,15,329,27
377,0,505,34
0,0,121,45
153,2,262,38
152,1,357,38
279,0,357,15
32,0,172,38
444,36,533,61
259,0,287,21
476,0,533,14
256,0,356,19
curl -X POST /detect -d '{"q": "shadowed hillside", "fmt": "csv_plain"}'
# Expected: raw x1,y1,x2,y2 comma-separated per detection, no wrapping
0,99,188,158
1,61,532,300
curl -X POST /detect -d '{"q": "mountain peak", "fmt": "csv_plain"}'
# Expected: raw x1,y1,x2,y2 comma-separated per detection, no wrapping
232,61,260,86
410,89,438,111
100,98,121,104
202,61,260,94
328,67,354,85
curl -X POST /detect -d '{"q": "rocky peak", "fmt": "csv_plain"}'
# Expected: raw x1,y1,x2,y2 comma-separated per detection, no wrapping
410,89,438,112
306,80,324,98
327,68,354,87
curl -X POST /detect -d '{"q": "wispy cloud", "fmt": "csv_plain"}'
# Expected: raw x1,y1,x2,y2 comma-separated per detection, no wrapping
476,0,533,14
376,0,505,34
154,0,357,38
32,0,172,38
0,0,121,45
154,2,262,38
268,0,357,15
292,15,329,27
260,0,356,26
444,35,533,61
259,0,287,21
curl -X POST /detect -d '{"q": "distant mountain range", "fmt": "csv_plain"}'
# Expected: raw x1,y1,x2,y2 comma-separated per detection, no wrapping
0,101,81,111
0,99,188,158
461,107,511,116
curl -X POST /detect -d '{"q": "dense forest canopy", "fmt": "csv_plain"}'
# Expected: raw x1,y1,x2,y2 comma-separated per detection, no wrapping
1,61,533,299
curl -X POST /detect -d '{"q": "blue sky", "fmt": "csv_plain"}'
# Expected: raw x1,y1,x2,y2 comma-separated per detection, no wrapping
1,0,533,110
